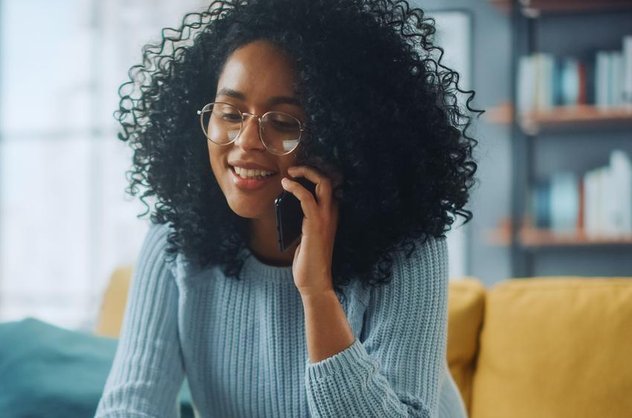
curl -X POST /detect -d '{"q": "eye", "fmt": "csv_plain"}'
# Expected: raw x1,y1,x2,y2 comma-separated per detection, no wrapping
212,103,242,123
220,112,242,123
265,113,301,131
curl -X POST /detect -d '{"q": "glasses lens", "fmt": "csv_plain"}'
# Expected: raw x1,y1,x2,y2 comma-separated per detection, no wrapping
260,112,302,154
201,103,242,144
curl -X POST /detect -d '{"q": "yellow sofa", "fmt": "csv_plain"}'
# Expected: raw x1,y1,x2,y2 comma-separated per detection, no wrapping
97,269,632,418
447,277,632,418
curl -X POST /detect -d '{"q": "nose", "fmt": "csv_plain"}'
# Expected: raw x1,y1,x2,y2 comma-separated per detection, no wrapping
235,115,266,152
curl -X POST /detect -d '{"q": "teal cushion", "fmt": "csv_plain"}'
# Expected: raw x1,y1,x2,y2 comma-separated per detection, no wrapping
0,318,193,418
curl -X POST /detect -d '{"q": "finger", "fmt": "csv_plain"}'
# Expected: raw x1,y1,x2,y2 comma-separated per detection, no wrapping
294,242,301,259
281,177,318,219
287,165,333,208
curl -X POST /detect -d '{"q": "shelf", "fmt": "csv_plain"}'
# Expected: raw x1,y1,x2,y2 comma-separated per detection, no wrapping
485,102,513,124
490,0,632,15
485,103,632,133
488,220,632,247
523,105,632,133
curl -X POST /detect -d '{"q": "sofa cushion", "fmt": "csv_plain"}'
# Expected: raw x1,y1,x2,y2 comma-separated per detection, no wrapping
447,277,485,411
471,277,632,418
0,317,194,418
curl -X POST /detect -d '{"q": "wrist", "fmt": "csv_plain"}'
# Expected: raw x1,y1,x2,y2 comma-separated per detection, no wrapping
298,272,335,299
300,287,337,302
300,287,354,363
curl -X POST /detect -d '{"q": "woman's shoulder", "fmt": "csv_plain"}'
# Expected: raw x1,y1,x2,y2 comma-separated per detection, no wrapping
370,234,449,301
348,235,448,307
353,235,450,340
145,221,172,245
139,222,183,276
137,221,171,262
392,234,448,277
144,222,214,284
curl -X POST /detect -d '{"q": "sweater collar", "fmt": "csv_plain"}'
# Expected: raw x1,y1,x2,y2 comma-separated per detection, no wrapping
240,247,295,284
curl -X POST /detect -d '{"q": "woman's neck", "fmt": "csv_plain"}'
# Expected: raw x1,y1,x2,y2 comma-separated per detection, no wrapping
248,216,297,267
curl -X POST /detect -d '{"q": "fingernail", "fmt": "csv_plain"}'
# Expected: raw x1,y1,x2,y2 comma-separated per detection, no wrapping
281,178,288,188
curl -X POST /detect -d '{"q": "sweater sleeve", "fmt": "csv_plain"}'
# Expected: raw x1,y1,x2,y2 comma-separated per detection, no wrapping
95,223,185,418
304,236,449,418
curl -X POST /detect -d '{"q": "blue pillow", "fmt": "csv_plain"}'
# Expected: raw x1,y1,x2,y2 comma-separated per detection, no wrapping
0,318,193,418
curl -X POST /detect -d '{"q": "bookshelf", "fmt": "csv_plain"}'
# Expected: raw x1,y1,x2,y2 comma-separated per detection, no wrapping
487,0,632,276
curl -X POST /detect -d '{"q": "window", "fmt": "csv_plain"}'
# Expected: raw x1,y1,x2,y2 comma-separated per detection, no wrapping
0,0,205,330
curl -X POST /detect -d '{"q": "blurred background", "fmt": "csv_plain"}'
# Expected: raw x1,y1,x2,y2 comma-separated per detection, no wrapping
0,0,204,329
0,0,631,331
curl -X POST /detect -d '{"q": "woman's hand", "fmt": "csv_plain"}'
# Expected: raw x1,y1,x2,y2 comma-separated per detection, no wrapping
281,165,339,297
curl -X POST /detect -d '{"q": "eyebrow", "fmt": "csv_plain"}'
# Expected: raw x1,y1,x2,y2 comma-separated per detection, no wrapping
216,87,302,108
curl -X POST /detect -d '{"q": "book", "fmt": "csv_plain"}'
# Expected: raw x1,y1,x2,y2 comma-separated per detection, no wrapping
550,172,579,233
623,35,632,107
560,57,580,106
595,51,610,107
601,164,618,236
577,176,585,231
609,150,632,234
531,180,551,228
517,55,535,114
542,53,555,110
584,167,603,237
577,60,587,105
610,52,624,106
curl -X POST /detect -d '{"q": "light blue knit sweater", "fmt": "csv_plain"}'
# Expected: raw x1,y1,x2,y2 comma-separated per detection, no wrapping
95,223,467,418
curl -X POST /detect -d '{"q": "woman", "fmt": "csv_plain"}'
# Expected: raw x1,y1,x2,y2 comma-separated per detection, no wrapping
96,0,479,417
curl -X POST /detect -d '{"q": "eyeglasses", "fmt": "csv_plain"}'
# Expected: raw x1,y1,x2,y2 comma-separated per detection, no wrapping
197,102,306,156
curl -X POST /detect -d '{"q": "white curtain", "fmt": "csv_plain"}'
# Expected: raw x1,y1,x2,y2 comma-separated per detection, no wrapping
0,0,206,330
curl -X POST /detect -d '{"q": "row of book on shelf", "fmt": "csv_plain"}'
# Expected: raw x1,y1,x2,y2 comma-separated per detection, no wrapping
530,149,632,237
517,35,632,112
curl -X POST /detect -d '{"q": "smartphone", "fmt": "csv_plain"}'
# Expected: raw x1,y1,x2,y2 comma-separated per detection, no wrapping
275,177,317,252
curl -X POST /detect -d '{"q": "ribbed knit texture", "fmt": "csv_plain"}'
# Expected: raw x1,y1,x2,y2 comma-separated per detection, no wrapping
95,223,467,418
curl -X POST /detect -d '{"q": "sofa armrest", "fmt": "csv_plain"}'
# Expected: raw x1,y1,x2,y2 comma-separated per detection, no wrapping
447,277,485,412
95,266,133,338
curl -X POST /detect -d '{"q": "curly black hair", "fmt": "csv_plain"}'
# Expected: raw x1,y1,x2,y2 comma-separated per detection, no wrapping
118,0,481,294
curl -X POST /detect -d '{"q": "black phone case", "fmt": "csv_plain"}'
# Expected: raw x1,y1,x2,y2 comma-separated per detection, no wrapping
274,177,317,252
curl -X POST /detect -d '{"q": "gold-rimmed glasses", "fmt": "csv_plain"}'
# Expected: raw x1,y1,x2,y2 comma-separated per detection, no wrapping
197,102,306,156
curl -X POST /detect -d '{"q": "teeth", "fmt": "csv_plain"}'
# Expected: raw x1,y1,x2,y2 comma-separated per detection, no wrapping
233,166,275,179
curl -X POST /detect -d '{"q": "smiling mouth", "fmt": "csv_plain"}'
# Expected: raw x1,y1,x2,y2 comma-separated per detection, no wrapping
230,165,278,180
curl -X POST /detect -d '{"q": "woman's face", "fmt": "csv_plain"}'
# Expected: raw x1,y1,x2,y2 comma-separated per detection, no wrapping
208,40,305,220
